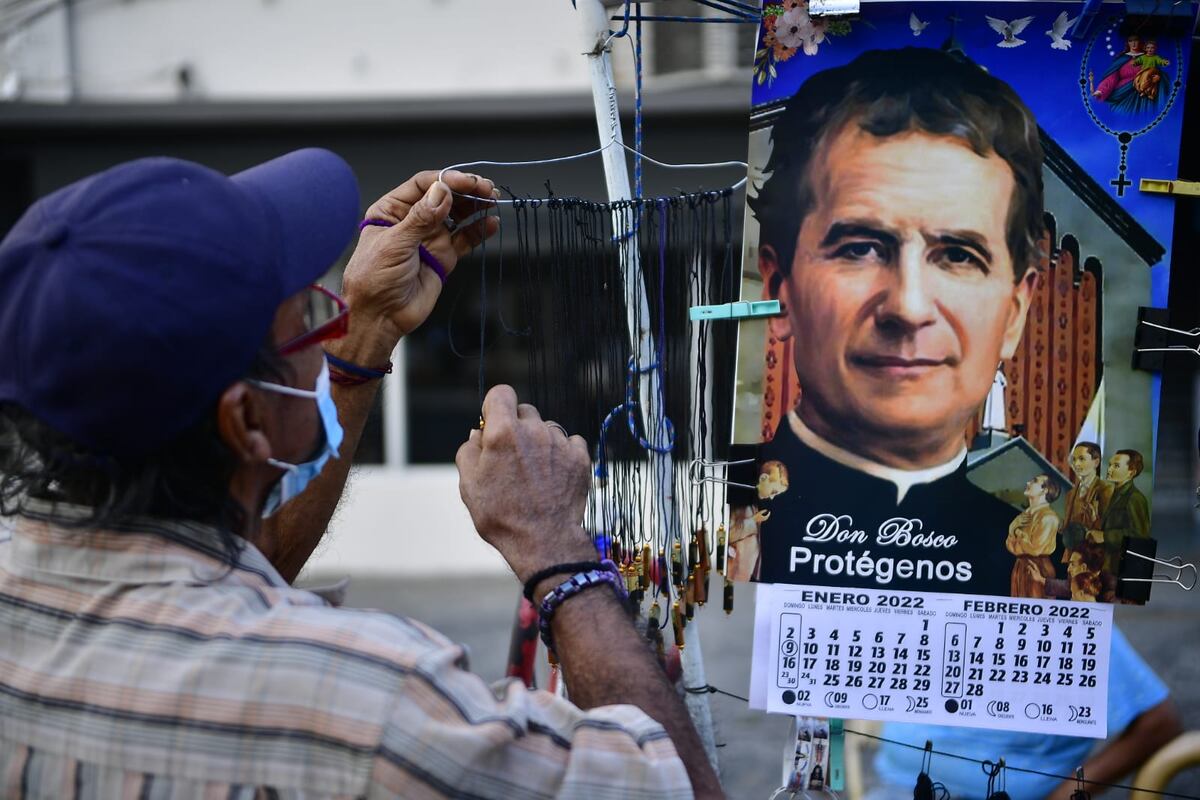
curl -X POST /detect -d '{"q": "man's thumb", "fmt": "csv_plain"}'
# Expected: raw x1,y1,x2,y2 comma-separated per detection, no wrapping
389,180,450,252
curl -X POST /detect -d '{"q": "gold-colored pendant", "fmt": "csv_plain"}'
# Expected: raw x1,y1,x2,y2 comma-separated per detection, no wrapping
672,600,685,650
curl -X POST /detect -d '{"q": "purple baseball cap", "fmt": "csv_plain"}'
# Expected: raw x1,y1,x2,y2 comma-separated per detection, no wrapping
0,148,360,458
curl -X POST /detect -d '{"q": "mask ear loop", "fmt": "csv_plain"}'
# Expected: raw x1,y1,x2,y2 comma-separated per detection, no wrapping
246,380,318,399
249,368,323,473
265,457,300,474
246,359,327,399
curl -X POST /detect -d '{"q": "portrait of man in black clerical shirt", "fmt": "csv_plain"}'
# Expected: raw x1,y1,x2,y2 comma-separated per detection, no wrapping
728,48,1045,596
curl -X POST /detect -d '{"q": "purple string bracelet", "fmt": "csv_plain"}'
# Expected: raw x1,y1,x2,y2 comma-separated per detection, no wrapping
358,218,448,283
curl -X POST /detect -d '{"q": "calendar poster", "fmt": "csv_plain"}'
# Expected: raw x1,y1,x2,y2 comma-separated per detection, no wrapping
725,1,1192,603
751,584,1114,737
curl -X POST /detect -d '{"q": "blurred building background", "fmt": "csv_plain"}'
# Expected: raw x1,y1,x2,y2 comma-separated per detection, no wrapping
0,0,758,577
1,0,1195,576
3,2,1199,794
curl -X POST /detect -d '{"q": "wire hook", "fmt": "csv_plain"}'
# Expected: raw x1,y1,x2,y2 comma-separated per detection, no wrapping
1122,550,1199,591
688,457,756,489
1136,320,1200,357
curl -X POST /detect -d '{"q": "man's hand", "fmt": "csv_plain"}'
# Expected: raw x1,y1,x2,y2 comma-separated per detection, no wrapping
261,170,497,582
455,385,596,583
339,170,500,362
457,385,725,798
1044,699,1181,800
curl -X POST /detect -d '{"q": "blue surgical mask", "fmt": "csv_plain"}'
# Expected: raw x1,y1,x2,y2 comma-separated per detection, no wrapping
250,360,344,518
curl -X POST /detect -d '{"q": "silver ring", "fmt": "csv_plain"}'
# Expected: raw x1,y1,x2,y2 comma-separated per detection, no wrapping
546,421,569,438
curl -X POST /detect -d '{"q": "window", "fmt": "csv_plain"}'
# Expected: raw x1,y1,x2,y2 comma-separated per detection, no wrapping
0,158,33,238
651,1,706,75
647,1,760,77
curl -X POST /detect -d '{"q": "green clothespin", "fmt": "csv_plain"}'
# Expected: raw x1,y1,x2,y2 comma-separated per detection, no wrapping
828,718,846,791
688,299,781,322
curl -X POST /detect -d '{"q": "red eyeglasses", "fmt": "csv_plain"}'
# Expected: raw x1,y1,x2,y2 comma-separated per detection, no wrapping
277,284,349,356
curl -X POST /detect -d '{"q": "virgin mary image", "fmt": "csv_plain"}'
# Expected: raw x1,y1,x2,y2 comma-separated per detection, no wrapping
1091,33,1171,114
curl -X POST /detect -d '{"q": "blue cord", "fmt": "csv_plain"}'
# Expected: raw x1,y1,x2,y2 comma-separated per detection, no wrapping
634,3,643,202
594,357,677,479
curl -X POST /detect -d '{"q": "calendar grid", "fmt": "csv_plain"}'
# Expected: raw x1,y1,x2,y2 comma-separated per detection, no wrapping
759,585,1113,737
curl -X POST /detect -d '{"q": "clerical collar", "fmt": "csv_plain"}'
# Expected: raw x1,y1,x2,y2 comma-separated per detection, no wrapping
787,411,967,503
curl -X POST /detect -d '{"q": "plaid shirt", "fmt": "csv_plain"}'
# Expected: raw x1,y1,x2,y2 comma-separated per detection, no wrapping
0,503,691,799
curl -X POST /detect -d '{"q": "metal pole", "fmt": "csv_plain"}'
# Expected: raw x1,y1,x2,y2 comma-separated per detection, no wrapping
576,0,719,771
383,340,407,468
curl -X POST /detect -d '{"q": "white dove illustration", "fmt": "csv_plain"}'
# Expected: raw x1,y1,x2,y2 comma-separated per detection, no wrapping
986,15,1034,48
1045,11,1078,50
909,12,929,36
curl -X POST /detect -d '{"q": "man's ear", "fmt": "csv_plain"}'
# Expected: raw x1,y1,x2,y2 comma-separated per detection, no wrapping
1000,266,1038,361
216,383,273,465
759,244,794,342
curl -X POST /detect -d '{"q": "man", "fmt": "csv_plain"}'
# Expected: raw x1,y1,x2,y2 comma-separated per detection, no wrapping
1101,448,1151,575
1055,441,1115,598
735,48,1041,594
1062,442,1114,535
0,150,721,798
1005,474,1060,598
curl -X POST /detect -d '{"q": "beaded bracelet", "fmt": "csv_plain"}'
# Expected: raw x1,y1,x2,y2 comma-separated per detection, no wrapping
538,560,628,654
522,560,604,603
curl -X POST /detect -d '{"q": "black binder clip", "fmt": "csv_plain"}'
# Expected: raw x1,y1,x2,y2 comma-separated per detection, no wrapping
688,458,756,490
1118,538,1198,601
722,444,760,509
1133,307,1198,372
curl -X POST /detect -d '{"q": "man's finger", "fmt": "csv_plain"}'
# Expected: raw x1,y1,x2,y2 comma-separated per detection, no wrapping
443,170,494,197
448,175,497,219
481,385,519,443
452,217,501,258
568,434,590,462
455,437,481,477
364,170,442,222
379,181,452,268
516,403,543,423
364,170,492,224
